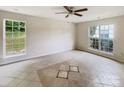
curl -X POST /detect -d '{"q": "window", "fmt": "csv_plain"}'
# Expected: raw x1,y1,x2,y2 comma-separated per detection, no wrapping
89,24,114,53
4,19,26,57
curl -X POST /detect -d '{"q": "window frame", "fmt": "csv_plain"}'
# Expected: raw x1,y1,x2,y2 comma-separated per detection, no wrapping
3,19,26,58
88,24,114,55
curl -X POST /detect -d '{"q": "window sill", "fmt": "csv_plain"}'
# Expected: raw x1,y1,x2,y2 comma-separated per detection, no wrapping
88,48,113,56
3,53,26,59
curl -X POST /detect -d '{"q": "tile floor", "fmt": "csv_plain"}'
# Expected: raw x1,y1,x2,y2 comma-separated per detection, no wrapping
0,50,124,87
57,70,68,79
69,65,79,72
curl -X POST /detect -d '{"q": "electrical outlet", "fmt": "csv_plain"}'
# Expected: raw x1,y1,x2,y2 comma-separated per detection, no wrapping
120,52,124,57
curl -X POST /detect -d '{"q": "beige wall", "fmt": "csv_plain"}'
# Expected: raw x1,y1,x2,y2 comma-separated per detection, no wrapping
0,10,75,64
76,15,124,63
1,10,124,64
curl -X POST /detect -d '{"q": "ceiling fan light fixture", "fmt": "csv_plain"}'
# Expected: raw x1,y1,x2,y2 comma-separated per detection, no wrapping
56,6,88,18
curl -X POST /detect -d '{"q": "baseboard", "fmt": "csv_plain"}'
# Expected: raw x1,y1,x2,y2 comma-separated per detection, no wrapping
76,49,124,64
0,49,73,66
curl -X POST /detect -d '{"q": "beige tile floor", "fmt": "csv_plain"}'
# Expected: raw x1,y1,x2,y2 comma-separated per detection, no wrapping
0,50,124,87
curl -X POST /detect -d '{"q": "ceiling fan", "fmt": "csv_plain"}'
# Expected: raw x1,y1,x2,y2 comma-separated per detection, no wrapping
56,6,88,18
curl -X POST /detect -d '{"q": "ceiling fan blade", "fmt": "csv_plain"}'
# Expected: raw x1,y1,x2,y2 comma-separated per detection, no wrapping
55,12,67,14
74,8,88,12
74,13,83,17
64,6,72,13
65,14,69,18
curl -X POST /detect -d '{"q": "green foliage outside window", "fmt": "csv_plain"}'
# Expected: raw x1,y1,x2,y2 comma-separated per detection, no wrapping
5,19,26,56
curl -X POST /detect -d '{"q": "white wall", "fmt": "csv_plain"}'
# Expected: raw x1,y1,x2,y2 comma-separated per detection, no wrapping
76,15,124,63
0,16,2,58
0,10,75,64
1,10,124,65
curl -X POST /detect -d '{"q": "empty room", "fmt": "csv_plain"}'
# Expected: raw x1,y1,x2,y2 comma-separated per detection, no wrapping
0,6,124,87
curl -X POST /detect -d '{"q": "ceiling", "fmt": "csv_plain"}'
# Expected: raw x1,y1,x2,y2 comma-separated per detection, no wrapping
0,6,124,23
